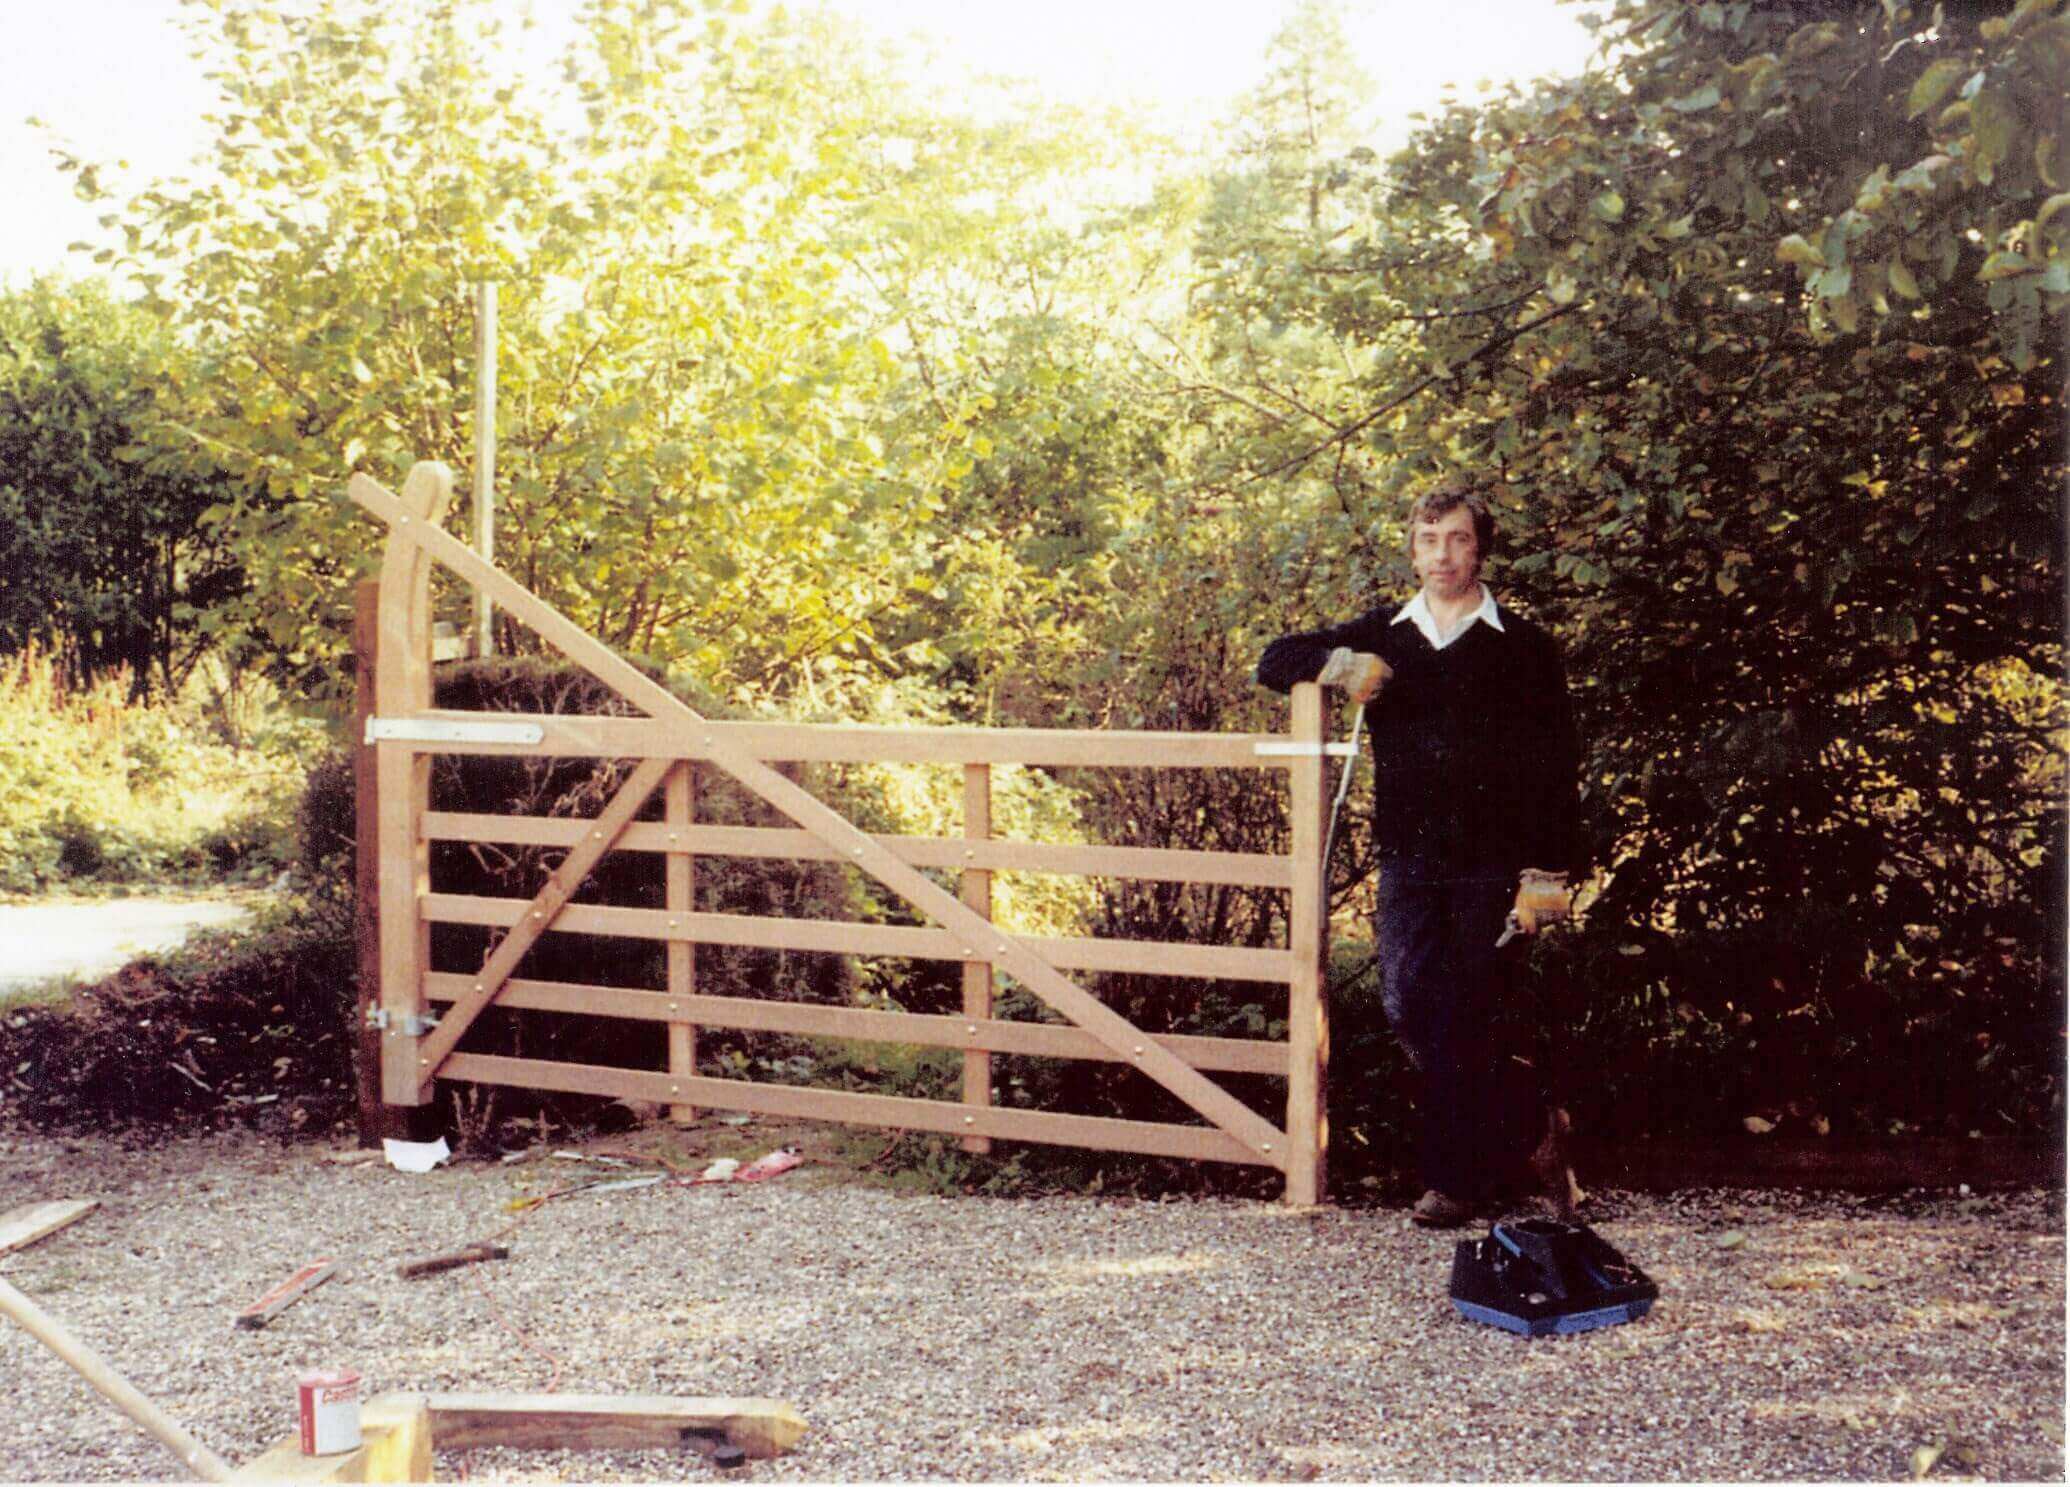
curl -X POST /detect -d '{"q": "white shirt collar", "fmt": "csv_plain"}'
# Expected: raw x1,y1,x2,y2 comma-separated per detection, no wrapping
1393,585,1504,650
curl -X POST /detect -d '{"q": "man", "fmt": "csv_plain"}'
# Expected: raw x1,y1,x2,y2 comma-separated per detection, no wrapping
1257,480,1581,1227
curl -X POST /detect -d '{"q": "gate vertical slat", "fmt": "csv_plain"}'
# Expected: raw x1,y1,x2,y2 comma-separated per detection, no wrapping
1283,683,1331,1206
666,763,698,1123
960,763,994,1154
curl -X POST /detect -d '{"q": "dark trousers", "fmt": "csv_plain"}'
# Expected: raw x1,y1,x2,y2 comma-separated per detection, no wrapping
1375,856,1543,1202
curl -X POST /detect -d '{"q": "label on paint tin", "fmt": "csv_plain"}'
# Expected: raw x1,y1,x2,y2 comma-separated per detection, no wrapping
297,1369,362,1455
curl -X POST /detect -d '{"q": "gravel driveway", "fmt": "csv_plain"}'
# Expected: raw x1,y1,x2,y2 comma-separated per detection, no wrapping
0,1123,2060,1482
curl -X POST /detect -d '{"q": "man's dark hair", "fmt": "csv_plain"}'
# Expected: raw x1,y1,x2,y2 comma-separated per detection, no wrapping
1405,478,1497,560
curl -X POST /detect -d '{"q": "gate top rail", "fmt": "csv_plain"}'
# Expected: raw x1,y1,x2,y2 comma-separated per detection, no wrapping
366,708,1324,769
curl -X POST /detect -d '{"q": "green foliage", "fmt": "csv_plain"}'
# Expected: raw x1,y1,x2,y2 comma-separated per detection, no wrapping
64,0,1137,705
0,646,323,894
1231,0,2067,1138
0,279,250,699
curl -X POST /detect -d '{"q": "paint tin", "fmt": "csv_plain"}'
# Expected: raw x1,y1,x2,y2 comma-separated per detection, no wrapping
296,1368,362,1455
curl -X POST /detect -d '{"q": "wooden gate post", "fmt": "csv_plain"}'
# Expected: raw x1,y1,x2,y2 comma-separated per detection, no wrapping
373,463,452,1109
353,580,385,1146
1283,682,1331,1206
959,763,994,1154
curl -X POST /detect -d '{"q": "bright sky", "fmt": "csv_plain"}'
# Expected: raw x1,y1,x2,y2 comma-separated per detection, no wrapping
3,0,1603,287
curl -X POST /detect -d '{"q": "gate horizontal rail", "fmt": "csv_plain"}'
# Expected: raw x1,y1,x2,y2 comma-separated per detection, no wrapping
420,973,1289,1074
421,811,1293,888
422,892,1293,983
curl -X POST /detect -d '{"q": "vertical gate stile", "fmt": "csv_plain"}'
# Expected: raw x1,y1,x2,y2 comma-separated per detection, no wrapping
374,462,453,1108
1283,682,1331,1206
667,762,698,1123
960,763,994,1154
352,580,384,1143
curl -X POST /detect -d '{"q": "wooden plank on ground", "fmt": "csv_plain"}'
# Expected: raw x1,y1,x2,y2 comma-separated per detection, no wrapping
424,1393,806,1458
0,1199,97,1257
422,973,1288,1073
234,1258,338,1329
442,1052,1271,1166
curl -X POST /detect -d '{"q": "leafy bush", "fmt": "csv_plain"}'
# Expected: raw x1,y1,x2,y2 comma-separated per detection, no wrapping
0,647,323,894
0,278,252,700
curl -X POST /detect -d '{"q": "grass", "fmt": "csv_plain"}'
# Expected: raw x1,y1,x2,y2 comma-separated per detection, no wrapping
0,647,330,896
0,973,85,1016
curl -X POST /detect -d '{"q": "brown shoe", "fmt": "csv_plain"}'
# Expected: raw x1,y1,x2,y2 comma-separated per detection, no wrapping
1410,1189,1475,1228
1529,1106,1587,1219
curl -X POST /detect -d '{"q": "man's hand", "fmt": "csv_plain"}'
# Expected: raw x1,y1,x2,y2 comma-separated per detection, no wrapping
1512,869,1572,934
1318,646,1392,702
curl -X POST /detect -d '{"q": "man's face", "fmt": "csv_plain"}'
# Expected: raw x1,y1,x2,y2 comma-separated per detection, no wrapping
1411,504,1482,602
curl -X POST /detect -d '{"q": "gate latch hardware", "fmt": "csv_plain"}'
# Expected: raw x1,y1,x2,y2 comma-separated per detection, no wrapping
1252,741,1356,758
365,1008,441,1036
365,717,546,747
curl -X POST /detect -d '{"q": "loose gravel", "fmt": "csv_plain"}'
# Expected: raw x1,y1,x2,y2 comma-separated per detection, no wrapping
0,1123,2061,1482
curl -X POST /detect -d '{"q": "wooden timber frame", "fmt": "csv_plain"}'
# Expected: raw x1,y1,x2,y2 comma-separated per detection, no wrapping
352,462,1336,1204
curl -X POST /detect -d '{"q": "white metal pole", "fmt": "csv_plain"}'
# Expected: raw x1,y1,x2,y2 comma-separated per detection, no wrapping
472,281,498,658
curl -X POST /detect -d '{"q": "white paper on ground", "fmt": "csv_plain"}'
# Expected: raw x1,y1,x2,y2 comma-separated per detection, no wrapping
382,1137,452,1173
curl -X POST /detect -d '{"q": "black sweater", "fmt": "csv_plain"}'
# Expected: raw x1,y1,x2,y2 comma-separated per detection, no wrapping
1257,600,1581,874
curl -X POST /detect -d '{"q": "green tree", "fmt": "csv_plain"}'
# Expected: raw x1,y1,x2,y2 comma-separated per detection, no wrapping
1284,0,2065,1134
62,0,945,699
0,278,248,698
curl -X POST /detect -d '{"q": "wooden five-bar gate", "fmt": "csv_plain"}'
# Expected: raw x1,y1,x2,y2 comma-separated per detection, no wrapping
352,462,1339,1203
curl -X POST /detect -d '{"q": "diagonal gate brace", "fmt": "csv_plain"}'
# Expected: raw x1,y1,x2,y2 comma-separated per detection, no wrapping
351,469,1287,1165
413,756,674,1088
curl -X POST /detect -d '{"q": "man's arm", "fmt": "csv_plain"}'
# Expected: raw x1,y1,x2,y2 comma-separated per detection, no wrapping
1512,628,1584,932
1256,606,1396,697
